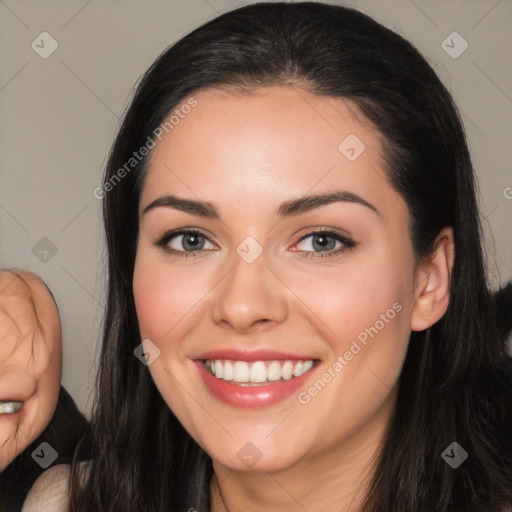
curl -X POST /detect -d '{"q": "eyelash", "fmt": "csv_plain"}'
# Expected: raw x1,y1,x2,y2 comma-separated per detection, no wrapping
152,228,355,260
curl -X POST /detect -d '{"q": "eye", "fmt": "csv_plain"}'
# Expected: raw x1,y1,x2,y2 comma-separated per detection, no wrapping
153,229,215,258
292,230,355,258
153,228,355,259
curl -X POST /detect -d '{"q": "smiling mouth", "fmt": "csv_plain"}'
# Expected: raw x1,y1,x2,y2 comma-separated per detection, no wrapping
202,359,318,386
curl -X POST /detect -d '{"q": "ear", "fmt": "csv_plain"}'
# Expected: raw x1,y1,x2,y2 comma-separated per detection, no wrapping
410,227,455,332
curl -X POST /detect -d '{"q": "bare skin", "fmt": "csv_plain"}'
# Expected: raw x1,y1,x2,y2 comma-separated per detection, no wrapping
133,85,454,512
0,270,62,471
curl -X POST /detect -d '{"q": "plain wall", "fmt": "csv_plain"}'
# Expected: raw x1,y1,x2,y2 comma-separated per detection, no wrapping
1,0,511,415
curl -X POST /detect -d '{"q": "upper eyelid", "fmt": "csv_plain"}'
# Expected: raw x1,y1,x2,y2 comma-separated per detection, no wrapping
296,229,350,242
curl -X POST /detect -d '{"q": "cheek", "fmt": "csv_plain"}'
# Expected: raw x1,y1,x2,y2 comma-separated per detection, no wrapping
29,329,62,442
24,366,61,447
133,254,209,343
289,252,412,351
288,249,413,418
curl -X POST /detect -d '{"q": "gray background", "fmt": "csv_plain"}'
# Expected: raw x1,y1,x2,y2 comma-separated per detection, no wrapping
1,0,511,415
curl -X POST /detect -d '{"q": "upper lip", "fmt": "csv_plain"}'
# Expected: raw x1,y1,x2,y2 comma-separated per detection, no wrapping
0,373,37,403
195,349,318,362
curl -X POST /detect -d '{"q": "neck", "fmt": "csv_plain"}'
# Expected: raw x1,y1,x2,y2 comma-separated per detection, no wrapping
210,389,395,512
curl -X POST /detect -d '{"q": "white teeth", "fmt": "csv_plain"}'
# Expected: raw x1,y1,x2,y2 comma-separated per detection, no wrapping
282,361,294,380
302,360,314,373
0,401,23,414
233,361,249,382
214,360,223,379
267,361,282,381
205,359,315,384
292,361,304,377
249,361,267,383
223,361,234,381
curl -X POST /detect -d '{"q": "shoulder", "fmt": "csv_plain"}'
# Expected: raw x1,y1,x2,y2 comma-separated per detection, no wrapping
22,461,91,512
21,463,70,511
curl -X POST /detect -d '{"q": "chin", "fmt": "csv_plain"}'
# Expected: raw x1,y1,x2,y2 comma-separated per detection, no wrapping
207,440,304,474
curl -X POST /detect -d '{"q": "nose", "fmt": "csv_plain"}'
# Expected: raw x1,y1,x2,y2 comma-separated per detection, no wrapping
211,246,289,333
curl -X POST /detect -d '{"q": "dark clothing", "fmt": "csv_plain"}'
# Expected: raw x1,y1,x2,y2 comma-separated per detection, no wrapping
0,386,91,512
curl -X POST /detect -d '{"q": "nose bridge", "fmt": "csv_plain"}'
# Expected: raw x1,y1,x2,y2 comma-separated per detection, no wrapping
211,238,288,331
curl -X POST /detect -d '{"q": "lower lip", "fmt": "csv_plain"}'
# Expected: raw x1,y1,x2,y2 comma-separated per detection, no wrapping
0,410,24,425
195,361,319,408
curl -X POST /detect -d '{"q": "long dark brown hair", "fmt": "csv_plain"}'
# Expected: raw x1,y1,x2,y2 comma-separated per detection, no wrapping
68,3,512,511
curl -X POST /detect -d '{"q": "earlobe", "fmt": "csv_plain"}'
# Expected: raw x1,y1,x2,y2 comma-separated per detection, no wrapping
410,227,455,332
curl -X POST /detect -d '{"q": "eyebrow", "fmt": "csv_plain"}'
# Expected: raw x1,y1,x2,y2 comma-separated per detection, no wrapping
141,190,379,220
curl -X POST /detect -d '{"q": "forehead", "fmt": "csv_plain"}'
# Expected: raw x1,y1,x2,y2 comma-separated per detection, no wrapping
140,86,396,215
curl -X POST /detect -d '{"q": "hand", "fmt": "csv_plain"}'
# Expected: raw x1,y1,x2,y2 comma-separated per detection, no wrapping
0,270,62,471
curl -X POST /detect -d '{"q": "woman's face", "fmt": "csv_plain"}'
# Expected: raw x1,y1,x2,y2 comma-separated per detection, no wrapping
133,86,418,473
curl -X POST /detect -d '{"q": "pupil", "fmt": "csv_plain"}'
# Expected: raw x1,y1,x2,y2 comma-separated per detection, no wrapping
185,234,201,249
314,234,334,251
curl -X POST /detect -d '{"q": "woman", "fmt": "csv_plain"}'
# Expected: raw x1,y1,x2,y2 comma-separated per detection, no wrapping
23,2,512,511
